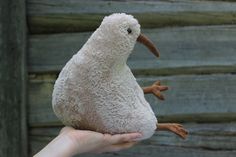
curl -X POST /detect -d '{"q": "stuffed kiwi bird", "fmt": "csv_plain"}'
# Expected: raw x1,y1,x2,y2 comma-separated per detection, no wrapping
52,13,188,140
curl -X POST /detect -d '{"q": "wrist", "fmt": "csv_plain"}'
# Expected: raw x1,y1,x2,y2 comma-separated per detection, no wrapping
34,134,76,157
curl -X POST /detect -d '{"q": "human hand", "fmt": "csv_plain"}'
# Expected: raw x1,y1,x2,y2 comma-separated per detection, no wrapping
34,126,142,157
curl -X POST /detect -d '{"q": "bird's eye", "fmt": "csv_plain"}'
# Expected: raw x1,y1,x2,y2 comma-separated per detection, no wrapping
127,28,132,34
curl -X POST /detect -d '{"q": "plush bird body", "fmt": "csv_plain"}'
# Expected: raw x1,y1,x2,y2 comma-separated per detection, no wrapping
53,13,188,140
52,14,156,140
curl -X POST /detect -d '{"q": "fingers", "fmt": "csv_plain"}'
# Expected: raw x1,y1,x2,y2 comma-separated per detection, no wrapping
96,142,137,153
108,142,137,152
100,142,137,153
94,133,141,153
104,133,142,145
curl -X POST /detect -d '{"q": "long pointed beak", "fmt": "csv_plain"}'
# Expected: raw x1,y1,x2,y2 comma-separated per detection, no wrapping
137,33,160,58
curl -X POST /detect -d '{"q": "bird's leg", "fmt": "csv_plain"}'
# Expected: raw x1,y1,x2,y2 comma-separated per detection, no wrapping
156,123,188,139
142,80,168,100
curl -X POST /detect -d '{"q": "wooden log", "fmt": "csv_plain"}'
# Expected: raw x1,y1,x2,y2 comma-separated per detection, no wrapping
27,0,236,33
28,0,236,14
28,74,236,127
30,144,236,157
29,123,236,156
28,26,236,74
0,0,28,156
29,123,236,150
86,146,236,157
28,74,58,126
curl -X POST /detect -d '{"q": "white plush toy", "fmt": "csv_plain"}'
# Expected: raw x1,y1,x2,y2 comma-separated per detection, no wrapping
52,13,188,140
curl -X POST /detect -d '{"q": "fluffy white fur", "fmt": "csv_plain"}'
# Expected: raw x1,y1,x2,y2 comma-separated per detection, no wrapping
52,13,157,140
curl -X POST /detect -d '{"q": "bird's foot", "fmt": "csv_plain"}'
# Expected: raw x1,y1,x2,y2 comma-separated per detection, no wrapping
156,123,188,139
142,80,168,100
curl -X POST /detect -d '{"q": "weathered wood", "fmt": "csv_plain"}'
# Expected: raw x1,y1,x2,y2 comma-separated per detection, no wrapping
28,0,236,14
28,12,236,34
30,123,236,150
27,0,236,33
84,146,236,157
30,143,236,157
28,74,236,127
91,145,236,157
29,123,236,156
0,0,28,157
28,74,58,126
28,26,236,74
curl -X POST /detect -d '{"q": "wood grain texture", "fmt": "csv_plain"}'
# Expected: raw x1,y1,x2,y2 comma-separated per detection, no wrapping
28,25,236,74
0,0,28,156
27,0,236,33
28,0,236,14
85,146,236,157
29,123,236,156
30,144,236,157
28,74,236,127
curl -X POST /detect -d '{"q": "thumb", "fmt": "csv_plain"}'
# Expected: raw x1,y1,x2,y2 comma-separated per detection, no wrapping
59,126,75,135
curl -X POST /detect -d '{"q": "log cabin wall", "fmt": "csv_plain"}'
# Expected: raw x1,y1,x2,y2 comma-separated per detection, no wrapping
0,0,27,156
27,0,236,156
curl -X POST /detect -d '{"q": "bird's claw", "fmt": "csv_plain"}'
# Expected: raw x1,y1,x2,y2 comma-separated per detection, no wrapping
165,123,189,139
150,80,168,100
